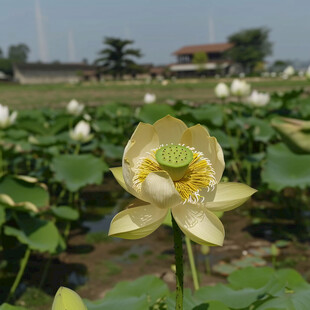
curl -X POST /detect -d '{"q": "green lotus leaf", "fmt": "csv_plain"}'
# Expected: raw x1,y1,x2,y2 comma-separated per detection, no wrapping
0,175,49,209
246,117,275,143
28,135,60,147
0,206,5,228
137,104,175,124
100,143,124,160
96,103,132,119
189,105,223,126
4,213,59,253
0,303,28,310
262,143,310,191
272,117,310,154
52,154,109,192
51,206,79,221
93,120,123,134
210,129,239,149
85,275,168,310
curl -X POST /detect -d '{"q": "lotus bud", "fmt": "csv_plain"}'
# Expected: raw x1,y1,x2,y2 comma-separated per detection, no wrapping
144,93,156,104
306,66,310,80
200,245,210,255
214,82,230,99
230,79,251,97
282,66,295,79
67,99,84,116
246,90,270,107
69,120,92,142
0,104,17,128
271,117,310,153
52,286,87,310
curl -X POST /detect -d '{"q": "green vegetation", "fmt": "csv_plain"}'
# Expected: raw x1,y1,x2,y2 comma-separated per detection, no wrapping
96,37,142,79
228,27,272,72
0,78,309,109
1,79,310,309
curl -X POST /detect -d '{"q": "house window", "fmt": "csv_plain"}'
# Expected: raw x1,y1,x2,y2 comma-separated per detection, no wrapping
178,54,192,64
208,52,222,60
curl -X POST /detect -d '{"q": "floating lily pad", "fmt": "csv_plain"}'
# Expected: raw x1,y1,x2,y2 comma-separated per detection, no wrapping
231,256,266,268
52,154,109,192
274,240,290,248
213,262,238,276
248,246,280,257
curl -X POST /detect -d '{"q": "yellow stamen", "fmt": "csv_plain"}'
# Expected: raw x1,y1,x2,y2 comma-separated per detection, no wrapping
133,147,216,204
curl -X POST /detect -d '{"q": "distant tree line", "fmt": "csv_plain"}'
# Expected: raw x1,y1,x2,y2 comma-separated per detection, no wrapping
0,43,30,75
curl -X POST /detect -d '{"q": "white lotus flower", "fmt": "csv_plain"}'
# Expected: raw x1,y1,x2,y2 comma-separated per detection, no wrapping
67,99,84,116
0,104,17,128
246,90,270,107
83,113,92,121
283,66,295,78
306,66,310,80
230,79,251,97
69,120,92,142
109,116,256,246
214,82,230,99
144,93,156,104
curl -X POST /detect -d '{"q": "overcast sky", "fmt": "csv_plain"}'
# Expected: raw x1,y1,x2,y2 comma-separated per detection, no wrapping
1,0,309,65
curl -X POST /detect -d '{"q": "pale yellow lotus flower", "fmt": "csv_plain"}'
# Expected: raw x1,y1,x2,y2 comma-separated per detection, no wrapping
109,116,256,246
52,286,87,310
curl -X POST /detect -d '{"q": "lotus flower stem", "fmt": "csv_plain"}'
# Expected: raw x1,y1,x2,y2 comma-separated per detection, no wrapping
205,256,211,275
74,143,80,155
7,247,31,302
39,256,52,289
222,108,244,182
0,148,3,177
64,221,71,240
172,214,183,310
185,236,199,290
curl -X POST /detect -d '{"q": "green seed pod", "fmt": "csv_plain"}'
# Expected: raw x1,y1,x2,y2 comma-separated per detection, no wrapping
52,287,87,310
155,145,193,181
200,245,210,255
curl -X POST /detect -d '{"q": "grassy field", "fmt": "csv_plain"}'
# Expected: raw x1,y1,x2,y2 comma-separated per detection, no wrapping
0,77,309,109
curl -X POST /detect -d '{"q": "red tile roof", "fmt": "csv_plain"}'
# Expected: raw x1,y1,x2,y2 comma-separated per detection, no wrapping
173,43,233,55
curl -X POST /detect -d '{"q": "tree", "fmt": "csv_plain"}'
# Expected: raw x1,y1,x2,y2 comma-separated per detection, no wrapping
96,37,142,79
0,59,12,75
192,51,208,74
8,43,30,63
271,60,289,72
0,48,3,58
227,28,272,73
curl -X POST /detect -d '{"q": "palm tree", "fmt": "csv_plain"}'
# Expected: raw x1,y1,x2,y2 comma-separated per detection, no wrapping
96,37,142,79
